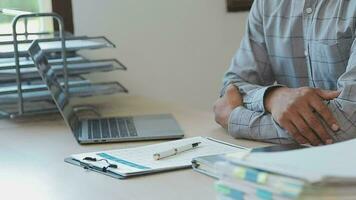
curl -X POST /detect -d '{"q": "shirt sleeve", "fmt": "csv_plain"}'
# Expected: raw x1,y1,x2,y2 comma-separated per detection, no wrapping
222,0,281,113
228,106,294,144
222,0,294,144
326,37,356,142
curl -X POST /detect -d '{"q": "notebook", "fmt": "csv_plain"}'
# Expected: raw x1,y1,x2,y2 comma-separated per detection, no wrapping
192,144,307,179
65,136,249,179
193,154,306,199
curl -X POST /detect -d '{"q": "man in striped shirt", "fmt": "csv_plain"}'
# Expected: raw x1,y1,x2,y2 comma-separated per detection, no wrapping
214,0,356,145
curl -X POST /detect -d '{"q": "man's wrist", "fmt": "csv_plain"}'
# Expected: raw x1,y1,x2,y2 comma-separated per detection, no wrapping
264,86,288,113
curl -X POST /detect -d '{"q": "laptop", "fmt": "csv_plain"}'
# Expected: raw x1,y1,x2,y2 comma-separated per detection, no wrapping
28,41,184,144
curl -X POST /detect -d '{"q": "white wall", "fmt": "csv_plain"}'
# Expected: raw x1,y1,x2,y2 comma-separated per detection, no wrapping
72,0,248,110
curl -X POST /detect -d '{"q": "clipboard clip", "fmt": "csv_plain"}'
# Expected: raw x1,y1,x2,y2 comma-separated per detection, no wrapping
82,157,118,172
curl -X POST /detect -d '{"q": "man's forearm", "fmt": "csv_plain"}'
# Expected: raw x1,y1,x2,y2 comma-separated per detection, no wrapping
263,86,340,145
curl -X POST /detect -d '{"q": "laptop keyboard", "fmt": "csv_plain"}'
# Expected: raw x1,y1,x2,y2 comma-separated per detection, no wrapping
87,117,138,139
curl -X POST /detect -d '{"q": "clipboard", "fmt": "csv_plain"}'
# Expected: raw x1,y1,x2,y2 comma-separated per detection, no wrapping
64,137,249,179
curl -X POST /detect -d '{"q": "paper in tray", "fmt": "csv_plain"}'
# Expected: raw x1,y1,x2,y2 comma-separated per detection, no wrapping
0,81,128,105
0,36,115,58
0,59,126,83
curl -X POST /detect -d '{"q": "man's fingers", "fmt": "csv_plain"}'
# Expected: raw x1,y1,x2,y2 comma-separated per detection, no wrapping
316,89,340,100
299,108,333,144
283,121,309,144
309,96,340,131
291,114,322,146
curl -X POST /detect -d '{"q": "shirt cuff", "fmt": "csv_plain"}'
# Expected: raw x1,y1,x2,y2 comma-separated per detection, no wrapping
241,84,284,113
227,106,255,139
227,106,293,143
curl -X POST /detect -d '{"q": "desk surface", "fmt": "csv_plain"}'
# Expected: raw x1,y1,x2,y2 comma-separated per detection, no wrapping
0,95,267,200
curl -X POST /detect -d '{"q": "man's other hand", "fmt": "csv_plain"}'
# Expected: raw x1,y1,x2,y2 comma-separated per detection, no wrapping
265,87,340,146
214,84,243,129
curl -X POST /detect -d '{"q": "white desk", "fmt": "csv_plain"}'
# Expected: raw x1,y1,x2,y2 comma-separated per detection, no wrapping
0,95,267,200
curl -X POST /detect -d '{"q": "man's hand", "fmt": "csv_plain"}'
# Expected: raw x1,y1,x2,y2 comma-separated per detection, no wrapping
265,87,340,146
214,84,243,129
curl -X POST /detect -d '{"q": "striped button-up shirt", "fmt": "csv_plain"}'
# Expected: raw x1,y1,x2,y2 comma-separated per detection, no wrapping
223,0,356,144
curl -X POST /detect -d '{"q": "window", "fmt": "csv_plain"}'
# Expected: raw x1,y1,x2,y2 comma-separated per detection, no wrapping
0,0,73,41
0,0,53,37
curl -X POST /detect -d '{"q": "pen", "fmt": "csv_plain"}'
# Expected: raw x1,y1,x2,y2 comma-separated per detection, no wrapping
153,142,202,160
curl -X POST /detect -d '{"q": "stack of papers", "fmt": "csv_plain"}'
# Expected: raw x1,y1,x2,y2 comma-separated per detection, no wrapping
209,139,356,200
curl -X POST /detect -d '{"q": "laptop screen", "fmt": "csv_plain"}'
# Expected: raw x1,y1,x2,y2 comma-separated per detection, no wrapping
28,41,80,134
